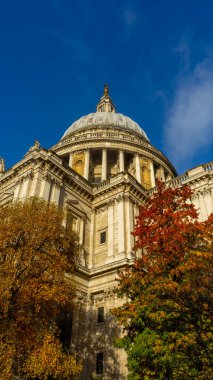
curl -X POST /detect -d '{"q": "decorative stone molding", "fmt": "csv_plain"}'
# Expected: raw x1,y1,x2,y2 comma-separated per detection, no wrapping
91,288,116,304
76,290,89,304
95,204,108,214
91,292,105,304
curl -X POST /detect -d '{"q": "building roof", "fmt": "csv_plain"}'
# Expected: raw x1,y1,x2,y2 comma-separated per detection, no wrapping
61,85,149,140
61,111,149,140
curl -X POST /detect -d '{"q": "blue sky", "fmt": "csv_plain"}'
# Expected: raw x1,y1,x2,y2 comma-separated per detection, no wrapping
1,0,213,174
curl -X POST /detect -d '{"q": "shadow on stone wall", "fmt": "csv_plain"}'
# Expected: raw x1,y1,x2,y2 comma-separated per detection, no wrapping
71,305,127,380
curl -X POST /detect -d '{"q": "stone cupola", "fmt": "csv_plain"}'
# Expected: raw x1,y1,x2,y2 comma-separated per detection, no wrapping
96,84,116,113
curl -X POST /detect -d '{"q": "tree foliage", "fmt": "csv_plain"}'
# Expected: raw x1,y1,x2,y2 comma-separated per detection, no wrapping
113,181,213,380
0,198,82,379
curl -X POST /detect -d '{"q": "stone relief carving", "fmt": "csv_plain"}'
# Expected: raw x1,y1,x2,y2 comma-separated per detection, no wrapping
91,288,116,304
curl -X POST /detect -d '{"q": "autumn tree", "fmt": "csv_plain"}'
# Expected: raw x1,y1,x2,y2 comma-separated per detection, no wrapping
0,198,82,379
113,181,213,380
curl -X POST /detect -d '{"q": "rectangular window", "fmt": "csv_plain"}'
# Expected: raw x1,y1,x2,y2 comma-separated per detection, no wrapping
97,307,104,324
66,211,79,233
100,230,106,244
96,352,104,375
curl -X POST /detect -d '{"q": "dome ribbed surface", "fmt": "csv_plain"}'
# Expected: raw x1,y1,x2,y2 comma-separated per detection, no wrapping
61,112,149,140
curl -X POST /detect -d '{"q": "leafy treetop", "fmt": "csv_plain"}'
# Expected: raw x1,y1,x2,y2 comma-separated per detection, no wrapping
0,198,82,380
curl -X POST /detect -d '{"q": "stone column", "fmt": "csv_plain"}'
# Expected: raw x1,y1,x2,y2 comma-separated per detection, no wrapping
150,161,156,188
101,148,107,181
69,153,73,168
83,149,90,180
135,154,141,184
119,150,125,172
160,166,165,182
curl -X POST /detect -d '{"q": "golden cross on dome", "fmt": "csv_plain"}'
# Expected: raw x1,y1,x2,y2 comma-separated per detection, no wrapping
104,84,109,97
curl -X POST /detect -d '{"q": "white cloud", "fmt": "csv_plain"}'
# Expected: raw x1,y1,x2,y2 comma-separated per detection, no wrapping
164,57,213,172
173,36,190,72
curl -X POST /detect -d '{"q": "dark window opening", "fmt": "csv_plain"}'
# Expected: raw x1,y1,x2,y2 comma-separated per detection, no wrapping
91,150,102,183
97,307,104,323
96,352,104,374
100,231,106,244
62,155,69,165
56,310,72,350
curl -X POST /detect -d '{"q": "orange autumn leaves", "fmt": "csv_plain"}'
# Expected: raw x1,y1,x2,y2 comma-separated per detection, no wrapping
113,182,213,380
0,198,82,379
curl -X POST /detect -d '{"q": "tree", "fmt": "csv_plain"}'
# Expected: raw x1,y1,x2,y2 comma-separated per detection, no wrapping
0,198,82,379
113,181,213,380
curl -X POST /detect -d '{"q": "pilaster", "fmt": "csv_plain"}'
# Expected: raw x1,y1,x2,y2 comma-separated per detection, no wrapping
40,176,51,202
107,203,114,257
117,198,125,254
88,209,95,269
125,199,134,258
51,182,61,205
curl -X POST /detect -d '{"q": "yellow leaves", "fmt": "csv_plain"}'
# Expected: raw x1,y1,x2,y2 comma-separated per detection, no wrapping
174,333,197,350
149,310,166,322
153,339,163,354
25,333,82,379
0,340,15,380
0,198,81,378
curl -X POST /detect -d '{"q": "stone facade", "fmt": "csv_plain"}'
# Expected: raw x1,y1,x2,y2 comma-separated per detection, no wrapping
0,87,213,379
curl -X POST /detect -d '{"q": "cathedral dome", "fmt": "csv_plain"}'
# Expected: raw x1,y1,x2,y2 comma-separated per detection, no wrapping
61,111,149,140
61,85,149,141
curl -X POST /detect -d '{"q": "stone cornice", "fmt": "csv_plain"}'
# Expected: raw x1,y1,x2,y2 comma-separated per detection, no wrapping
0,149,94,199
76,257,134,280
93,172,147,200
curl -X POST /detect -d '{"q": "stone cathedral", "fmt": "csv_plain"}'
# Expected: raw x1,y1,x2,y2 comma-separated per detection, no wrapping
0,86,213,379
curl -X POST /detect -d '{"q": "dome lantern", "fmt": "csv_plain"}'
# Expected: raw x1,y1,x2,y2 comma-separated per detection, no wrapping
96,84,116,113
